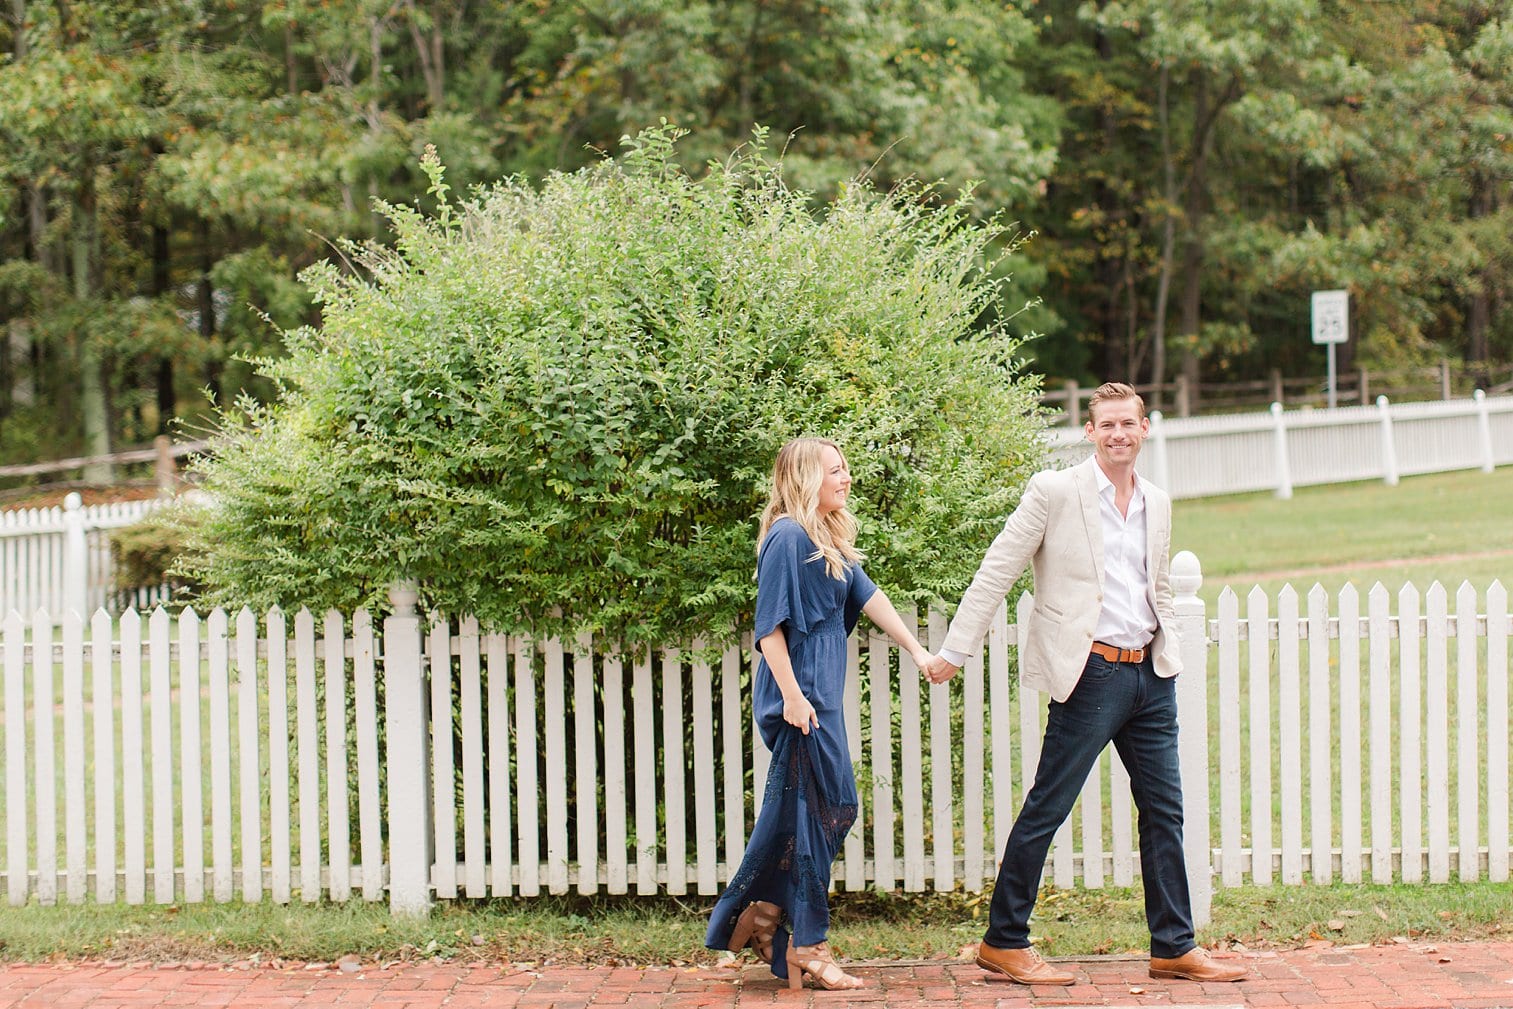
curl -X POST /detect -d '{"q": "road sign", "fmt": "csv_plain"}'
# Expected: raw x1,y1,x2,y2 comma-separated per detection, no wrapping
1311,290,1349,345
1311,289,1349,409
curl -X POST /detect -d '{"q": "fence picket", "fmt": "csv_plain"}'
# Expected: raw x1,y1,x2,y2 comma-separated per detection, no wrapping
430,616,457,899
1487,582,1509,882
897,609,924,891
869,630,895,890
293,608,319,903
631,650,655,895
927,611,953,892
1080,751,1103,888
1455,583,1479,881
4,611,27,904
842,632,863,891
1217,589,1242,885
574,634,601,896
265,608,289,904
238,608,264,902
460,617,486,898
515,636,540,896
1277,587,1303,884
718,646,742,890
62,610,86,903
661,648,686,895
962,639,986,891
542,635,568,895
1306,586,1333,882
1367,586,1392,884
601,647,625,894
121,610,146,904
987,602,1012,878
486,634,514,896
690,642,717,895
323,611,349,901
33,610,56,904
1338,586,1362,883
352,610,382,900
1399,584,1423,883
90,609,115,902
149,608,176,903
1425,583,1450,882
1246,587,1273,885
1110,752,1133,886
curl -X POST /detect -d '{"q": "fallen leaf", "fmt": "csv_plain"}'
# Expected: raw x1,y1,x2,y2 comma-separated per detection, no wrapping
1439,957,1452,964
1373,905,1390,921
957,944,978,960
1438,911,1456,920
1129,985,1146,995
1339,909,1361,918
1327,920,1345,932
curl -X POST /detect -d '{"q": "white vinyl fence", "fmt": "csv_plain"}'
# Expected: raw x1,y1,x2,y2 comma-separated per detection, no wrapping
0,494,167,618
3,557,1510,920
1047,391,1513,499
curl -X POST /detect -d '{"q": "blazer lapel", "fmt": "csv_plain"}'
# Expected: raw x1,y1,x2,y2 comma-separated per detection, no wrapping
1076,458,1106,589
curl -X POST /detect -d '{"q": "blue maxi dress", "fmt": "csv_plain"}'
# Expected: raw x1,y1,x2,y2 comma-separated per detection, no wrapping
705,517,877,977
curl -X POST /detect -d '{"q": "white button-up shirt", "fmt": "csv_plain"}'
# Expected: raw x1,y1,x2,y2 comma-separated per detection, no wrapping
1091,462,1158,649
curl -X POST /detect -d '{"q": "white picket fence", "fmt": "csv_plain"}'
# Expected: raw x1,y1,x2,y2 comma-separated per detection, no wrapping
2,559,1510,921
0,494,169,618
1047,391,1513,499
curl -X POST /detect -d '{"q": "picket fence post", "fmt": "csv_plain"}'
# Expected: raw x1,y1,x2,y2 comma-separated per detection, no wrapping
62,493,87,617
384,582,433,917
1270,402,1293,500
1171,550,1212,927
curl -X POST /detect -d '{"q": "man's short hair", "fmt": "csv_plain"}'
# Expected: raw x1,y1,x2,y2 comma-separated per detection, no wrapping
1087,381,1145,422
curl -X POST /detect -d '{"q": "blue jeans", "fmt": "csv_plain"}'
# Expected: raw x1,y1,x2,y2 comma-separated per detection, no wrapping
983,653,1196,959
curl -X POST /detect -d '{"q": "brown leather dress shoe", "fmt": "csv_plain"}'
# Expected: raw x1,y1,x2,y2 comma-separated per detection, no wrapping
1148,947,1247,982
975,942,1075,985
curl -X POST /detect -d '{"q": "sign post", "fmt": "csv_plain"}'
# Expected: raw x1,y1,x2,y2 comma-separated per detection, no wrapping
1311,290,1349,409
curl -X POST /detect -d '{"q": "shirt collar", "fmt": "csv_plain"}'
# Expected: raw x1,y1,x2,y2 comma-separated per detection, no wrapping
1093,460,1143,503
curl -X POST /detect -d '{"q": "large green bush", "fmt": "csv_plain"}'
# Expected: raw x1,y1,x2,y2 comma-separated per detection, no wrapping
181,126,1046,646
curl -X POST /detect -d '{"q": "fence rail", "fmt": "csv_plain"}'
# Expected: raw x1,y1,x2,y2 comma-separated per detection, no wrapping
1047,392,1513,499
3,559,1510,920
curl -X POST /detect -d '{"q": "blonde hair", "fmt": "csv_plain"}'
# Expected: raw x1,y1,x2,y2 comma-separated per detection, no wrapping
1087,381,1146,422
757,438,863,579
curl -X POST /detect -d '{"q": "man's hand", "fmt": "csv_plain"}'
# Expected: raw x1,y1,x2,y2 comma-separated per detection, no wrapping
922,653,961,685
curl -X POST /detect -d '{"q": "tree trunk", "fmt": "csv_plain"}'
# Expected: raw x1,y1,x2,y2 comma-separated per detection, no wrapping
1177,72,1209,405
73,183,114,482
153,222,175,431
1466,174,1492,367
198,217,222,403
1095,22,1124,380
285,19,299,93
1149,63,1176,411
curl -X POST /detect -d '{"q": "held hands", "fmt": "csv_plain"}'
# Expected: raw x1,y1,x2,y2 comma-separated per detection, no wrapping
921,653,960,685
782,690,820,735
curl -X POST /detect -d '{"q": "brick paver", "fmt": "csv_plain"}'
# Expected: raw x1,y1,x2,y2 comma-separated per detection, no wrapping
2,941,1511,1008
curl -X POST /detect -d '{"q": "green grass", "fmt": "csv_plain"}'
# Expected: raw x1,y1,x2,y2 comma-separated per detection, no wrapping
1174,466,1513,608
0,882,1506,965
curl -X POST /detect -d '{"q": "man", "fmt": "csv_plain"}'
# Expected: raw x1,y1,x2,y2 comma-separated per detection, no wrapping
924,382,1245,986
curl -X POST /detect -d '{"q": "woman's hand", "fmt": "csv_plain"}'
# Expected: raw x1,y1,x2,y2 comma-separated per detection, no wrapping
783,691,819,734
909,646,934,674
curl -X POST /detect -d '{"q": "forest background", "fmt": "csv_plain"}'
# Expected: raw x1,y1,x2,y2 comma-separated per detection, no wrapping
1,0,1509,474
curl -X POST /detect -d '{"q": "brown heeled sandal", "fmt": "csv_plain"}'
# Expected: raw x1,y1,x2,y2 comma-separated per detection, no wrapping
785,941,863,991
727,900,780,964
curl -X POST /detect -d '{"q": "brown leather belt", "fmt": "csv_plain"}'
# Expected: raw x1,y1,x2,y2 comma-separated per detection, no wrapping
1090,641,1147,664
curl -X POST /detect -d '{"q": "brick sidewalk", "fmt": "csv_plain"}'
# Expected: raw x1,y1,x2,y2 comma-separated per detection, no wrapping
3,940,1512,1008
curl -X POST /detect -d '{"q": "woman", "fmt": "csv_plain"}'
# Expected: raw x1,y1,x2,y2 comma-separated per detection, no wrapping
706,437,932,990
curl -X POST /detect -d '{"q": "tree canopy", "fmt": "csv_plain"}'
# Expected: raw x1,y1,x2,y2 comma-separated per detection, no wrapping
1,0,1509,471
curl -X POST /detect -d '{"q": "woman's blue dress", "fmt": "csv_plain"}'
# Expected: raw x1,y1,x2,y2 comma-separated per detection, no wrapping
705,517,877,976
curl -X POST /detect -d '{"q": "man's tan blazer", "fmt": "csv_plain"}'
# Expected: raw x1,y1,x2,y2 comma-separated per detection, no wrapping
940,455,1182,703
